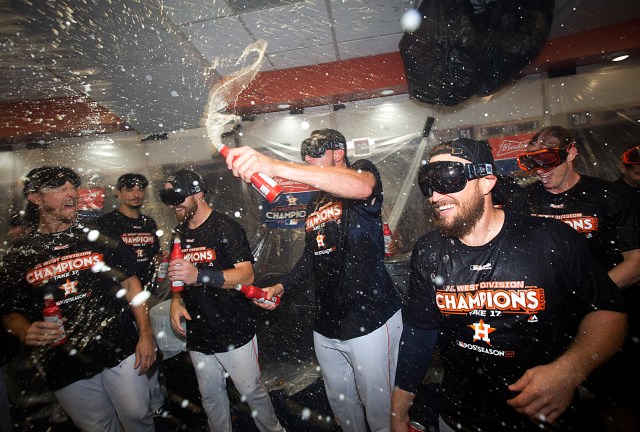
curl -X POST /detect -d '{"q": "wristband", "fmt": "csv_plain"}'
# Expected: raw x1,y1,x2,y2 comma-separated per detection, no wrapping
197,269,225,288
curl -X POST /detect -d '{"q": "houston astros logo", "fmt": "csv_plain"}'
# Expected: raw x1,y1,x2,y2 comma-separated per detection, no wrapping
316,234,326,248
60,278,79,296
468,319,496,345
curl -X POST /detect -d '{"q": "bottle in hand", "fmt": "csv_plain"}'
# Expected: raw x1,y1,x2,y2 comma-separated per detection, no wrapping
235,284,280,306
170,237,185,292
42,293,68,346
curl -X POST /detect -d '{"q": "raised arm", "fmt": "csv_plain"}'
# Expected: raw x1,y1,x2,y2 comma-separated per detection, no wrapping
225,146,375,199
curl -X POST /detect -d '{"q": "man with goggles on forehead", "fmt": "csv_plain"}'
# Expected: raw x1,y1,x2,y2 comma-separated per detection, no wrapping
159,169,285,432
513,126,640,431
392,138,627,432
1,166,157,431
616,143,640,198
224,129,402,432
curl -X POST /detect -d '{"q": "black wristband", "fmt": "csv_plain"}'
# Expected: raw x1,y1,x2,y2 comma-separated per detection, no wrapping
197,269,225,287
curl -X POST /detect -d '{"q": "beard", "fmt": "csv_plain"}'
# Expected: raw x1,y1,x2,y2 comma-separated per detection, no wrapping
176,199,197,222
126,202,143,210
431,189,485,238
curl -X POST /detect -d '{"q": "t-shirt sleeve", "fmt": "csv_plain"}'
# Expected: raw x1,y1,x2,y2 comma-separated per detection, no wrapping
609,185,640,253
0,250,39,319
558,221,626,313
223,220,254,265
350,159,383,215
404,235,442,330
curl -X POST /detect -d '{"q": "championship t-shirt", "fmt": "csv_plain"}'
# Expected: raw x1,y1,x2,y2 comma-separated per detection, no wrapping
286,159,401,340
0,224,140,391
96,210,160,291
406,211,624,430
174,210,256,354
523,175,639,270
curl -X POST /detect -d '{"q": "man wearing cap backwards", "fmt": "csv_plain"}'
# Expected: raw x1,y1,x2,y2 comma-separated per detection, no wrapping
95,173,167,416
160,168,285,432
0,166,156,431
514,126,640,431
391,139,627,432
225,129,403,432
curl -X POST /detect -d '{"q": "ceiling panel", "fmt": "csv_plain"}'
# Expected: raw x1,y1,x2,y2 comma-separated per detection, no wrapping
331,0,415,42
338,34,404,61
267,44,337,69
158,0,233,26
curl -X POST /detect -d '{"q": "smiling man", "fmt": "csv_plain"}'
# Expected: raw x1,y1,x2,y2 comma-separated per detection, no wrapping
516,127,640,430
391,139,626,432
0,166,156,432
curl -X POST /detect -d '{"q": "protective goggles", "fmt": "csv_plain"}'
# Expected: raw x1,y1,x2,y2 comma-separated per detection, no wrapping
516,147,569,173
159,189,189,206
621,146,640,164
418,161,493,197
24,167,81,194
300,137,345,161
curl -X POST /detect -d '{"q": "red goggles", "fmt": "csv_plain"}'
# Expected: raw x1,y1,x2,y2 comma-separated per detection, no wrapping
517,148,569,173
621,146,640,164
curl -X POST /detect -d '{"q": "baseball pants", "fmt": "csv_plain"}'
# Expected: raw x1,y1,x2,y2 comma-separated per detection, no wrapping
54,354,154,432
314,309,403,432
189,335,285,432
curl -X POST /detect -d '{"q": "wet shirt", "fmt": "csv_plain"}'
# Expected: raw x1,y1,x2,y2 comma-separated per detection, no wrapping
96,210,160,291
174,211,256,354
406,211,624,429
523,175,639,270
283,159,401,340
0,224,140,391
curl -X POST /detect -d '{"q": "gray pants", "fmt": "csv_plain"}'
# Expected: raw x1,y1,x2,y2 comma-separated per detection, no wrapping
54,354,154,432
314,309,403,432
189,335,285,432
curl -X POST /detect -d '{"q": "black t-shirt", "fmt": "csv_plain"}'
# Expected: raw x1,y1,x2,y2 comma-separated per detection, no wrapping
282,159,401,340
96,210,160,291
406,211,624,430
0,224,140,391
523,175,639,270
174,210,256,354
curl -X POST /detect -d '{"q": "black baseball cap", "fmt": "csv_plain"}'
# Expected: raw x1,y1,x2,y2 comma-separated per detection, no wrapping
159,169,207,205
117,173,149,189
23,166,81,196
430,138,495,166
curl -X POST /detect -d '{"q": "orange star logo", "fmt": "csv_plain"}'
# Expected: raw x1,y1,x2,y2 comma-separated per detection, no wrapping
468,319,496,345
59,278,78,296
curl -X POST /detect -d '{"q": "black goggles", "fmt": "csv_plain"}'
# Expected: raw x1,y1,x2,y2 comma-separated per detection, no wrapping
517,147,569,173
24,167,81,194
418,161,494,197
300,137,345,161
159,189,188,206
622,146,640,165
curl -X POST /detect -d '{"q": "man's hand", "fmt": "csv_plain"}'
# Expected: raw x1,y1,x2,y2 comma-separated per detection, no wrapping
168,258,197,285
225,147,278,184
506,362,581,424
253,284,284,310
24,321,65,346
391,387,415,432
134,330,157,376
169,298,191,336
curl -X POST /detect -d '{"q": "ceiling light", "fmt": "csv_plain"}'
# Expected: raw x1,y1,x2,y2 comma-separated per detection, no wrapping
379,89,395,96
607,51,629,62
277,103,291,109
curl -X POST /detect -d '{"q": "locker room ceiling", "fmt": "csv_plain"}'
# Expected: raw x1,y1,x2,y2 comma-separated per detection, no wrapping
0,0,640,140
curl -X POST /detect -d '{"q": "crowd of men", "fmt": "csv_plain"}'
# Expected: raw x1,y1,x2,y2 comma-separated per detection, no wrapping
0,126,638,432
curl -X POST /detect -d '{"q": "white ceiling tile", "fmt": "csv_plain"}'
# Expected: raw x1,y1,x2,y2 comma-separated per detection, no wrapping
159,0,234,25
338,34,404,60
268,44,337,69
242,1,333,53
331,0,414,41
181,17,254,66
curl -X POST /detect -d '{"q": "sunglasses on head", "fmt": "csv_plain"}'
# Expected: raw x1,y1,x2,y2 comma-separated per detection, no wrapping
517,147,569,173
300,137,345,161
418,161,494,197
622,146,640,165
159,189,188,206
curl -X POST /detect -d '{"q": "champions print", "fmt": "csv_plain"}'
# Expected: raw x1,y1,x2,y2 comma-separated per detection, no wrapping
26,251,103,285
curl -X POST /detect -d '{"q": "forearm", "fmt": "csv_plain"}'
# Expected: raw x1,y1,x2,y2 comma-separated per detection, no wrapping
608,249,640,288
274,161,375,199
553,310,626,384
121,276,153,335
197,261,254,289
